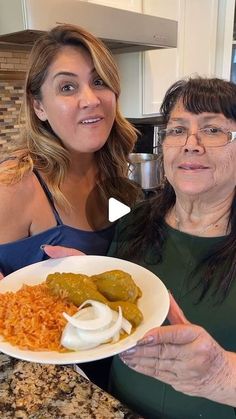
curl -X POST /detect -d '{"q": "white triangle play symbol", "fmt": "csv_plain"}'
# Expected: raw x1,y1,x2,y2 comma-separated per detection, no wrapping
108,197,131,222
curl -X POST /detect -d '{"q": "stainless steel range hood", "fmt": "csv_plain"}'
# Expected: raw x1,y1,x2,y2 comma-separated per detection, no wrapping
0,0,177,53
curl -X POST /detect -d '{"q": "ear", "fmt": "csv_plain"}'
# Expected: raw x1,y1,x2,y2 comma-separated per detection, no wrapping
33,99,47,121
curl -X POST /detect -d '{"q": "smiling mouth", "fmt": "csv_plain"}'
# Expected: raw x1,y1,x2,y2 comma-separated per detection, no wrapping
80,118,103,125
179,164,209,170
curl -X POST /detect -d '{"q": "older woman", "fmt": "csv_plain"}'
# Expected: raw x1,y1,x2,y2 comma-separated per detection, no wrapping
107,77,236,418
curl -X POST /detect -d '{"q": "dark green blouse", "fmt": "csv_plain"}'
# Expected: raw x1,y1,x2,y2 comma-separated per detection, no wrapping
108,223,236,419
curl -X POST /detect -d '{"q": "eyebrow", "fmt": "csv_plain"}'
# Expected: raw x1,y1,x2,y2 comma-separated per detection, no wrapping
53,71,77,79
53,68,97,80
169,115,223,123
169,117,186,123
198,115,223,122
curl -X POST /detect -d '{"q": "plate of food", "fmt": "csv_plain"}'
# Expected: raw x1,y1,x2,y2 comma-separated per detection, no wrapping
0,255,169,364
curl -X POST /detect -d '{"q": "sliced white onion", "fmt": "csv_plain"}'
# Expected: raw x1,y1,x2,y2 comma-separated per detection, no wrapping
112,331,120,343
112,310,132,334
61,300,132,351
77,306,122,343
121,317,132,334
63,300,112,330
61,323,103,350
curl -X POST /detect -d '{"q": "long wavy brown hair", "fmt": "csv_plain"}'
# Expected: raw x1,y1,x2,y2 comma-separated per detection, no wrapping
0,24,138,207
115,77,236,301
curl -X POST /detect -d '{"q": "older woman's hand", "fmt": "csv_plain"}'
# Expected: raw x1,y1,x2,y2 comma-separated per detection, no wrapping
120,294,236,407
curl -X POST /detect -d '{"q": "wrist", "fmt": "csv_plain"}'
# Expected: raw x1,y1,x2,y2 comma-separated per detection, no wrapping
208,351,236,407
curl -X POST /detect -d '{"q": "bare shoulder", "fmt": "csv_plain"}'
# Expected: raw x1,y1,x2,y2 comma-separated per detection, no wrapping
0,172,37,243
0,171,36,209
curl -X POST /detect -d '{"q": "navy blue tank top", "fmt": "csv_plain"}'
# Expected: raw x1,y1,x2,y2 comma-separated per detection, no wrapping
0,171,115,276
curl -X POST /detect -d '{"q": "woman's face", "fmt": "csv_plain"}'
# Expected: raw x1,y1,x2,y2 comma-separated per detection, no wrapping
163,100,236,201
33,45,116,154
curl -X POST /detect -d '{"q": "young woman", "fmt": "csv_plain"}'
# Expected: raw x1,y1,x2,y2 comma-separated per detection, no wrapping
0,24,138,390
0,24,138,277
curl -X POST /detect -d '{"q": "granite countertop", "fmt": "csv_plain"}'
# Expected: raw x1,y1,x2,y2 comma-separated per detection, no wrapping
0,354,142,419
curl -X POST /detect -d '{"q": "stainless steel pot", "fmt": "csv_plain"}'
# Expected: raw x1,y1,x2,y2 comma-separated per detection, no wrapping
128,153,160,190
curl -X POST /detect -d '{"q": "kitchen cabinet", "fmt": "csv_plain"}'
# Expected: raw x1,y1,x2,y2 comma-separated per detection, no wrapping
142,0,218,115
85,0,142,12
117,0,218,117
141,0,179,116
231,2,236,82
214,0,235,81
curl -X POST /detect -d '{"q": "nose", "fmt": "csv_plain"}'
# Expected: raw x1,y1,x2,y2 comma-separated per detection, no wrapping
183,132,205,153
79,86,100,109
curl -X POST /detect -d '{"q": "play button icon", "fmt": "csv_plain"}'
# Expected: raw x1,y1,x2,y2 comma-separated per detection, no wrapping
108,197,131,222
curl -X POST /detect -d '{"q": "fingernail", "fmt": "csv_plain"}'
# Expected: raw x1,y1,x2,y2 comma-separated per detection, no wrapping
122,347,136,356
137,335,154,345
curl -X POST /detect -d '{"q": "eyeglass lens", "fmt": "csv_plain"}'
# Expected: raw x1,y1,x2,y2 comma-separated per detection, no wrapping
159,130,229,147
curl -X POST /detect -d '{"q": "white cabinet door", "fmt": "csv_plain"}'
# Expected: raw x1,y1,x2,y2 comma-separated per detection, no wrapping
179,0,218,78
85,0,142,12
215,0,235,80
115,52,143,117
142,0,218,115
142,0,180,115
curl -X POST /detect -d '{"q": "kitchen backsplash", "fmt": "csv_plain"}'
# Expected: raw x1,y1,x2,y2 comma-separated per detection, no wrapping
0,48,29,148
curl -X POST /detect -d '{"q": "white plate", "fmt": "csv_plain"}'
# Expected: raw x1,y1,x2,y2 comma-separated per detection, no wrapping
0,256,169,364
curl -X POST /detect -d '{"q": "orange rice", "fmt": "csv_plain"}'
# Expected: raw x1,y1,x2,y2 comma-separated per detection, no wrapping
0,282,78,351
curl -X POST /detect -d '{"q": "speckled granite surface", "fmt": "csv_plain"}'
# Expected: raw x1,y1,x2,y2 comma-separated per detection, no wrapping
0,354,142,418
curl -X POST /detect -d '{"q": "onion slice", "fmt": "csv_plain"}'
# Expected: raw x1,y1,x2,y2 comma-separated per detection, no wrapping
77,306,122,343
63,300,112,330
61,300,132,351
61,323,103,350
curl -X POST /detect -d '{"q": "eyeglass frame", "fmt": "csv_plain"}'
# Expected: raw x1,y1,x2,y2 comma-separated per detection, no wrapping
158,126,236,147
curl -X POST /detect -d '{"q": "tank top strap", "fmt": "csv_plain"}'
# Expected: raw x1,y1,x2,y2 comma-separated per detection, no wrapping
33,169,63,226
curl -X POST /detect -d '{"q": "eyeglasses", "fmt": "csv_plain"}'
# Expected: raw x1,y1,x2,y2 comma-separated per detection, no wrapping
158,126,236,147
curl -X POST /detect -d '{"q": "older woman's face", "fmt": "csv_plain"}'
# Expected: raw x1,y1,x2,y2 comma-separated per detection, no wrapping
163,101,236,200
33,45,116,154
